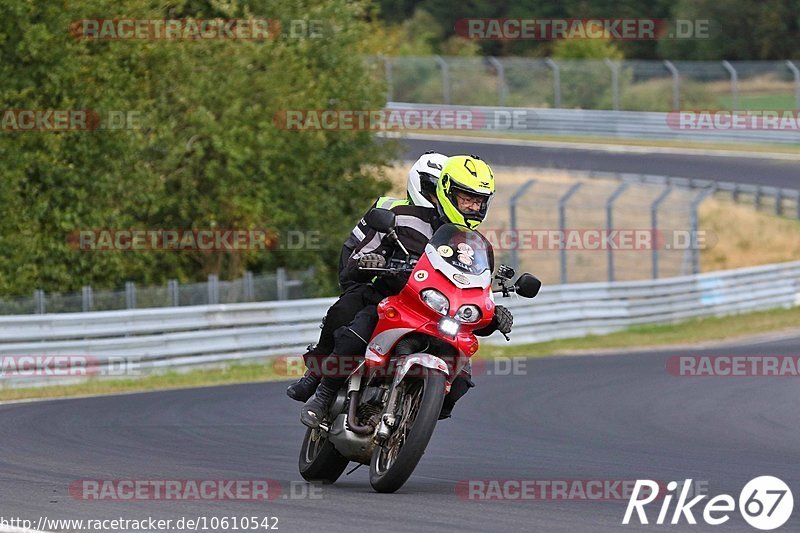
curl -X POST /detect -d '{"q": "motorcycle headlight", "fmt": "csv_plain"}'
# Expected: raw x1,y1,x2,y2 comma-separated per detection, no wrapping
420,289,450,315
438,316,460,338
455,304,481,324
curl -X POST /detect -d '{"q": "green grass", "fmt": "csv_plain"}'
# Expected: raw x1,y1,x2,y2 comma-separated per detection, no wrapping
0,363,283,402
717,93,797,111
480,305,800,359
3,305,799,402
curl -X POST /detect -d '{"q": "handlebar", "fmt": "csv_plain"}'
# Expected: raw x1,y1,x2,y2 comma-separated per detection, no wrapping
358,265,414,275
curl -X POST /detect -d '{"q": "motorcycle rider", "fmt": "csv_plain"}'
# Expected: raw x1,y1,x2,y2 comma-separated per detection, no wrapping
300,155,514,429
338,151,447,292
286,152,449,402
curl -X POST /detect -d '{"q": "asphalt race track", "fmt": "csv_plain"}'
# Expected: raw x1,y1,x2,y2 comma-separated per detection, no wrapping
392,136,800,189
1,333,798,532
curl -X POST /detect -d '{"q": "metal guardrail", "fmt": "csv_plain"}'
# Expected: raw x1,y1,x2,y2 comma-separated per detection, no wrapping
1,268,314,316
387,102,800,144
504,260,800,345
1,261,797,387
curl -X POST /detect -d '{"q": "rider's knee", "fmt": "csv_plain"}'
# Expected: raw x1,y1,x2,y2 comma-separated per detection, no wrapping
333,325,369,356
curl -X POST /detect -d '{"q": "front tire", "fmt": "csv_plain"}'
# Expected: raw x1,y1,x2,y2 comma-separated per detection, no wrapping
369,368,446,493
298,427,349,484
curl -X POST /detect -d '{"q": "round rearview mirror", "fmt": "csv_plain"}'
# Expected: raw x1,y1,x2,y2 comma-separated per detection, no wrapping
514,273,541,298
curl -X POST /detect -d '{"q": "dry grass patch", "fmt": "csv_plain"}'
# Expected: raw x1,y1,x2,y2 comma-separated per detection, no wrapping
700,198,800,271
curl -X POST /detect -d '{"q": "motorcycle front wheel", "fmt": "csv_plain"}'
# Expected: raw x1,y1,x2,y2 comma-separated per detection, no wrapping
369,367,446,493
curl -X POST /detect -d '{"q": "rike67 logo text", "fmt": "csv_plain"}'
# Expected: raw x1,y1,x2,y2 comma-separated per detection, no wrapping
623,476,793,530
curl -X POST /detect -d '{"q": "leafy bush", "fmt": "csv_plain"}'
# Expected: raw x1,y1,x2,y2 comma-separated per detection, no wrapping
0,0,394,297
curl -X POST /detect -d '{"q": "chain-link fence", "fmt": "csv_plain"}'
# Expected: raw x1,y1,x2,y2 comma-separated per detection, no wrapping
481,169,742,285
381,56,800,111
0,268,315,315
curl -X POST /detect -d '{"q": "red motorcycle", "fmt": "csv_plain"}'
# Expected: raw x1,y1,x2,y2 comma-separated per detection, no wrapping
299,208,541,493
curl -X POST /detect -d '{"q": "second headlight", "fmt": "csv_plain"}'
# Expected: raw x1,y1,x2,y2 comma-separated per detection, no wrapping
455,304,482,323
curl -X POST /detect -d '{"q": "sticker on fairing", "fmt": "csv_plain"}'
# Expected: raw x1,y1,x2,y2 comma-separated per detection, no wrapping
452,273,469,284
437,245,454,257
456,243,475,265
457,242,474,256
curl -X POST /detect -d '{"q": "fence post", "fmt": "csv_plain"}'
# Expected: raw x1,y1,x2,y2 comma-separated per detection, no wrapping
487,56,507,106
82,286,93,312
277,268,289,300
604,59,620,111
168,279,179,307
754,186,762,210
786,60,800,110
721,60,739,111
651,186,673,279
244,271,254,301
690,186,717,275
559,182,583,284
776,189,784,216
384,56,393,102
207,274,219,305
434,55,450,104
509,179,537,273
545,58,561,108
796,192,800,220
663,60,680,110
125,281,136,309
606,182,630,282
34,289,45,314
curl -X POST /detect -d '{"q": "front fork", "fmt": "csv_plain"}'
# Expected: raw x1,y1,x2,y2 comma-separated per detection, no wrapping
374,353,450,445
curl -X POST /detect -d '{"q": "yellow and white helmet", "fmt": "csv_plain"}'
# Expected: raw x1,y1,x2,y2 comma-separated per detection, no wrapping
436,155,495,229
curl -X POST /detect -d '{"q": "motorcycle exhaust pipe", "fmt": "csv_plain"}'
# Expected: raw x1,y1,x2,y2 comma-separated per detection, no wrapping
346,390,374,435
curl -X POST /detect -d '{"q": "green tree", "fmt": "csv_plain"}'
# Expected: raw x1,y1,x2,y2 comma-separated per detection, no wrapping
0,0,394,297
551,33,623,109
659,0,800,60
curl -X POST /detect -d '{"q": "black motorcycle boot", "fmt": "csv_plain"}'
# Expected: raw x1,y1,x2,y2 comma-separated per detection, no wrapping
439,376,473,420
286,369,321,402
300,376,346,428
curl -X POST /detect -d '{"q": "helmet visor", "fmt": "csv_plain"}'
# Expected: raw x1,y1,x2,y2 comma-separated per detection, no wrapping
418,172,439,202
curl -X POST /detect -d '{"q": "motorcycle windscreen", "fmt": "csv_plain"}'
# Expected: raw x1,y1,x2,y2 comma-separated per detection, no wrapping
428,224,493,275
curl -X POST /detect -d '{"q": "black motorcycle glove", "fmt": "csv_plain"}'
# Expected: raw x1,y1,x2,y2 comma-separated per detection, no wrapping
494,305,513,335
358,253,386,269
473,305,513,337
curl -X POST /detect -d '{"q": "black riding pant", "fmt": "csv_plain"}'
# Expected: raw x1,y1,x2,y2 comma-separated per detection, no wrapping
303,283,383,375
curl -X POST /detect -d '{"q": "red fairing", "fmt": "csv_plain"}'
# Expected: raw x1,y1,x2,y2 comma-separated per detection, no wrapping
365,250,495,374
